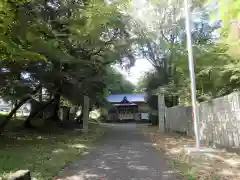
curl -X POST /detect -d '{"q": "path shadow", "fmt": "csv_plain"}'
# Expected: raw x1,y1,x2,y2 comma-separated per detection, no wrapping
56,124,182,180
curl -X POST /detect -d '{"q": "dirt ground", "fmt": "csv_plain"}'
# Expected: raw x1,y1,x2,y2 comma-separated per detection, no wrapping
56,123,182,180
142,125,240,180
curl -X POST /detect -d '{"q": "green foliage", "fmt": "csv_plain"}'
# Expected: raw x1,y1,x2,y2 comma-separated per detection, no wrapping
210,0,240,57
105,67,135,94
135,70,164,93
0,0,136,110
135,0,240,105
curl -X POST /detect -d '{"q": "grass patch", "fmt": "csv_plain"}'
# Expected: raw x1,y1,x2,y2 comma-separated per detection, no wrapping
168,158,198,180
0,112,8,116
0,118,105,180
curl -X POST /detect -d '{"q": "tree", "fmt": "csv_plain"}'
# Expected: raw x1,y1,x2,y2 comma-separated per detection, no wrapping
0,0,137,130
129,0,188,105
105,67,135,94
212,0,240,57
133,0,240,107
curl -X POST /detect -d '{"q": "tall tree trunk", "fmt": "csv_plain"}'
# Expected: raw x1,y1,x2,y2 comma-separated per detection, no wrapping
39,85,43,118
0,85,41,131
39,85,42,102
12,101,17,119
51,89,61,121
24,98,54,128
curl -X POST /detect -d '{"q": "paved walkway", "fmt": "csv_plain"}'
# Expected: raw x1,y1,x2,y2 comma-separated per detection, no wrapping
57,123,182,180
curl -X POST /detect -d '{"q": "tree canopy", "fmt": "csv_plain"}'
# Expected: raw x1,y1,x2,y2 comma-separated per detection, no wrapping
1,0,240,129
105,67,135,94
0,0,137,129
134,0,240,106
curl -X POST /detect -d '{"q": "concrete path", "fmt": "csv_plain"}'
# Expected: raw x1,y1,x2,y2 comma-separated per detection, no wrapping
57,123,182,180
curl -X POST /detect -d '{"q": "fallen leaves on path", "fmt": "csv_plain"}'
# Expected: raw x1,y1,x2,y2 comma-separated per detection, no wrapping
142,125,240,180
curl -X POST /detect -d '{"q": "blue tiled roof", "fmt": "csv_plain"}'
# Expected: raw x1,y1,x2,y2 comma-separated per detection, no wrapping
107,93,146,103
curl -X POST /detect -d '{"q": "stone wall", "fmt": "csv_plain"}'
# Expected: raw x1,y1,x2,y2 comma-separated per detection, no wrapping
199,92,240,147
165,105,193,136
165,92,240,147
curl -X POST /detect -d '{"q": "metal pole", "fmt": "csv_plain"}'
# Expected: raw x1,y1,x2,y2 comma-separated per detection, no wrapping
184,0,200,149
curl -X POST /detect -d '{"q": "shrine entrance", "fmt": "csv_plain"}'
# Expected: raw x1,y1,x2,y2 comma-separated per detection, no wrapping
107,96,141,121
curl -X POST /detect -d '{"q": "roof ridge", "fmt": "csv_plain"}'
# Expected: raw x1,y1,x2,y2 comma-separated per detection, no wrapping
107,93,146,103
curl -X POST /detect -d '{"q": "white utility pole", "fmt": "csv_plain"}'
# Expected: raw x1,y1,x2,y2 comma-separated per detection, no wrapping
184,0,200,149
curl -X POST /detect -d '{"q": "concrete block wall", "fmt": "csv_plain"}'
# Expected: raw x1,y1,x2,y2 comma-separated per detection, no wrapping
165,92,240,148
199,92,240,147
166,105,193,136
